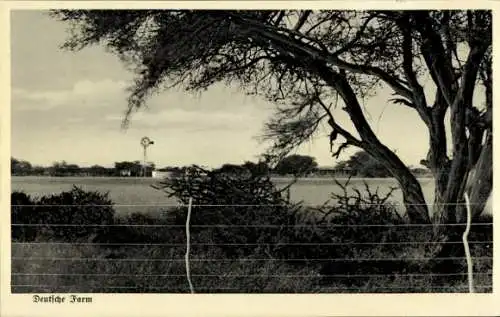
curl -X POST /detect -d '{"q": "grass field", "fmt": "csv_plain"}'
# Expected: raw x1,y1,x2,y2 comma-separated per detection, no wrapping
10,176,493,216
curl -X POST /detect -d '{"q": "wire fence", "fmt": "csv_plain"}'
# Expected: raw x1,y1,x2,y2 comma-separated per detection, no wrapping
10,201,493,294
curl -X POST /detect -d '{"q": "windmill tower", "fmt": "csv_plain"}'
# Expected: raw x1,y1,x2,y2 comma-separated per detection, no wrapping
140,136,154,177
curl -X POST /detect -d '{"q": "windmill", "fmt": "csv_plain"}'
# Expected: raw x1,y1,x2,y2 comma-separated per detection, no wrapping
140,136,154,177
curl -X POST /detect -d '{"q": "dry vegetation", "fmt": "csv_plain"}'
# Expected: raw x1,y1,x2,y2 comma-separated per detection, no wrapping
11,171,493,293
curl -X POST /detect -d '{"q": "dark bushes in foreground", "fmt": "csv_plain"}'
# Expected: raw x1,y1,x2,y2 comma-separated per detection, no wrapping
10,174,493,292
11,186,115,242
152,166,492,281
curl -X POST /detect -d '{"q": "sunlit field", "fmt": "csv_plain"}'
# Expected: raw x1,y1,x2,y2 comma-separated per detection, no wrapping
11,176,433,211
10,176,493,216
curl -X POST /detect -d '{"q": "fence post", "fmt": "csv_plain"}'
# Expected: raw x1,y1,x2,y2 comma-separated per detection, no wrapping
463,193,475,293
185,197,195,293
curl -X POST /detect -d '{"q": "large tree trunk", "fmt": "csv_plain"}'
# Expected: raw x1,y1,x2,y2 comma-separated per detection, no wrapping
314,64,432,224
364,141,431,224
461,131,492,222
430,129,492,274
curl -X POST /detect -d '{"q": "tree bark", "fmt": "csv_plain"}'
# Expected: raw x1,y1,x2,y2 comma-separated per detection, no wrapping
364,141,431,224
430,122,492,274
314,62,431,224
461,131,492,222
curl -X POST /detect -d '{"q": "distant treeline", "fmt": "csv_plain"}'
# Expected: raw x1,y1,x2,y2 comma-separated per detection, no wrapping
11,152,431,178
11,158,155,177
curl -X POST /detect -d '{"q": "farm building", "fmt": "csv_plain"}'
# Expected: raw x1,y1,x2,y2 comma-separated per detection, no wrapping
119,169,132,177
151,170,173,179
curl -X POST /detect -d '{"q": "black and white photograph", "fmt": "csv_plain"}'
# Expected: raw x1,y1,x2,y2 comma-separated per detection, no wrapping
7,6,493,298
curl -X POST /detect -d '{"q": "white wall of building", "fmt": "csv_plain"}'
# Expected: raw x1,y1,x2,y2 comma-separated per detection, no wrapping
152,170,172,179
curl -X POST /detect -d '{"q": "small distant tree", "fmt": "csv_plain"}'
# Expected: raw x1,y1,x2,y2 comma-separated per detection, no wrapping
88,164,109,176
162,166,185,177
274,154,318,176
31,166,46,176
337,151,391,178
217,163,248,175
242,160,270,177
11,158,32,176
66,164,81,176
49,161,67,176
114,161,143,176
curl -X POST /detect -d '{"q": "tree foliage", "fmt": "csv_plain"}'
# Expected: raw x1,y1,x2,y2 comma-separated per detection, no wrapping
11,187,115,242
114,160,154,176
335,151,391,178
49,161,81,176
11,157,32,176
50,10,492,228
274,154,318,176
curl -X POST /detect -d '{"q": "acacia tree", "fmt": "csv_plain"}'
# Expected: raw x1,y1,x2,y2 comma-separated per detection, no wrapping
337,151,392,178
274,154,318,175
50,10,492,231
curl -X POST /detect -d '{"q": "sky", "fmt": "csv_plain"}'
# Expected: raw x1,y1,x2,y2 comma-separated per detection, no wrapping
11,10,439,169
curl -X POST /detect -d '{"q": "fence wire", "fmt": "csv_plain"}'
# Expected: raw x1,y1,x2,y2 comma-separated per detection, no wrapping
10,203,493,294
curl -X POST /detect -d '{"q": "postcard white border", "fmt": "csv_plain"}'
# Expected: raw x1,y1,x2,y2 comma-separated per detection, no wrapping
1,1,499,316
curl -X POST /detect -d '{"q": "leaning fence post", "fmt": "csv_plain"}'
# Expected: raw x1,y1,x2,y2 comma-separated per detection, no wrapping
185,197,195,293
463,193,475,293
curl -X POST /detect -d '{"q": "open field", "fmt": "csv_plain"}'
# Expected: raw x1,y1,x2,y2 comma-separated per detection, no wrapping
11,176,492,216
10,176,436,211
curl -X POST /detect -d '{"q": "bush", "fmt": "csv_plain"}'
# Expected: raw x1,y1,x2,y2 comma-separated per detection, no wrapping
11,186,115,242
96,211,185,246
154,171,441,286
152,167,411,264
270,178,422,277
153,165,306,257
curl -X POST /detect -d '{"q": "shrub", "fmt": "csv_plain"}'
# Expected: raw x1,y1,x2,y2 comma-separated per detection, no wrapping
11,186,115,242
270,178,421,277
153,171,491,290
153,165,305,257
154,172,436,286
11,191,38,241
153,167,409,262
96,211,185,246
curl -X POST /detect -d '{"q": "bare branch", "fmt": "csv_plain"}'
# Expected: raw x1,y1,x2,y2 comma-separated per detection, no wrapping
330,14,378,57
229,12,414,100
311,61,380,144
413,11,457,108
331,142,350,159
396,15,431,125
328,57,412,100
389,97,414,108
450,41,489,152
315,94,362,147
293,10,311,31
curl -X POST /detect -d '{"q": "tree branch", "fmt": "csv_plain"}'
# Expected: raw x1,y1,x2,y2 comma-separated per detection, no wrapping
413,11,456,109
328,57,413,100
397,16,431,125
450,42,489,153
229,12,414,101
311,62,380,144
293,10,311,31
331,142,351,159
330,14,378,57
443,40,489,208
315,94,362,147
317,96,363,159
